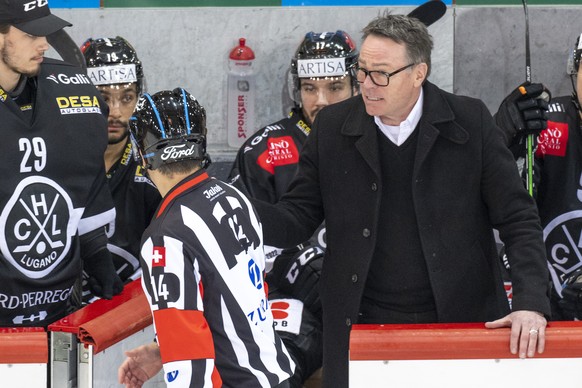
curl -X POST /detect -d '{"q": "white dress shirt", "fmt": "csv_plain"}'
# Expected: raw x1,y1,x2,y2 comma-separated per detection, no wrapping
374,88,424,146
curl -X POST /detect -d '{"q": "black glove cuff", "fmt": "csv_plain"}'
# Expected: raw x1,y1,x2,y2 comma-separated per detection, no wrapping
83,246,123,299
80,227,108,258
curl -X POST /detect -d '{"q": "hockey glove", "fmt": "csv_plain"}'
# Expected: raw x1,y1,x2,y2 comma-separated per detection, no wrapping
83,248,124,300
495,82,551,146
558,268,582,320
266,244,324,319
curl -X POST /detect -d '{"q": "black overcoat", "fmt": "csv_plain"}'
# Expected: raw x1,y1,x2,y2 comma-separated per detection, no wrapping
255,81,551,388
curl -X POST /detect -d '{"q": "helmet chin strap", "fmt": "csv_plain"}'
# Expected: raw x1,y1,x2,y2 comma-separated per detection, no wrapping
570,75,582,116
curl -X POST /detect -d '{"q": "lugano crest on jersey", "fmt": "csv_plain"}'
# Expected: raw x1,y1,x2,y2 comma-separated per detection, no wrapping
0,176,78,279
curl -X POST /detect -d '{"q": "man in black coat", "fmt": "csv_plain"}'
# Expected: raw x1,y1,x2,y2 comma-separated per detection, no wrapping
252,12,551,388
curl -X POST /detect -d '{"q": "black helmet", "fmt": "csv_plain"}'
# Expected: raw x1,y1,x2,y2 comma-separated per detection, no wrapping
567,33,582,75
129,88,209,170
81,36,145,94
289,30,359,104
568,33,582,112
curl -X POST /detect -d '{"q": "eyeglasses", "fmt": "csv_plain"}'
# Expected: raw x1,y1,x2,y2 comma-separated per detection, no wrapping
355,63,415,87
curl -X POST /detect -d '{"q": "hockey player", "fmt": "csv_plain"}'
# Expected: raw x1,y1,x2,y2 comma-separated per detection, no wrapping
229,30,359,203
227,31,358,386
81,37,161,302
496,33,582,320
0,0,122,326
119,88,294,387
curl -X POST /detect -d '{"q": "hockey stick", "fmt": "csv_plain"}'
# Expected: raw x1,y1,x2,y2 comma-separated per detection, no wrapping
522,0,534,196
47,29,86,69
407,0,447,27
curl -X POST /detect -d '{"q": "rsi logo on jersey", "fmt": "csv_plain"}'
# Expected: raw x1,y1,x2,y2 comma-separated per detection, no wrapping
46,73,91,85
23,0,48,12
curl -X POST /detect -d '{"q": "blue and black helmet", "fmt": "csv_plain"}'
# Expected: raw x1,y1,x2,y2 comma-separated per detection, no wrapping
129,88,209,170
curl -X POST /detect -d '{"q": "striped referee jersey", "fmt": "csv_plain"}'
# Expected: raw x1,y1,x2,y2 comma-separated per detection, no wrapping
140,169,294,387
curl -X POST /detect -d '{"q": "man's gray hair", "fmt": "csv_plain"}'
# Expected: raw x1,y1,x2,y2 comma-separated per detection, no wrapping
362,12,433,78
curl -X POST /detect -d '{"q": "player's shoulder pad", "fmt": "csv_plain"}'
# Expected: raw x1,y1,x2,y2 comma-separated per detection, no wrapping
41,58,91,79
42,57,83,69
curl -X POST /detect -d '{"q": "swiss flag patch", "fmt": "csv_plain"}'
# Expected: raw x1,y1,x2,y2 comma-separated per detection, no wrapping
152,246,166,267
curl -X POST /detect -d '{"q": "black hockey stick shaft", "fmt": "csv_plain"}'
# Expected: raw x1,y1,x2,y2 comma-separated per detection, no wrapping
407,0,447,27
47,29,86,69
523,0,531,83
522,0,534,196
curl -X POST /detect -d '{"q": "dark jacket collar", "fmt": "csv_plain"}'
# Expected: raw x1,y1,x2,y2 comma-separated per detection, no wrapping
341,81,469,145
339,81,470,179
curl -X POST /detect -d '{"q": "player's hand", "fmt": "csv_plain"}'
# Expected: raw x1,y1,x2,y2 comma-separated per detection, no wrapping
485,310,547,358
118,342,163,388
495,81,551,145
83,248,124,299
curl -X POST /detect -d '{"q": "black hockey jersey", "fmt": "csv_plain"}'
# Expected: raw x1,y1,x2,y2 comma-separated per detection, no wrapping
0,59,115,326
106,140,160,281
83,140,160,302
535,96,582,302
227,108,326,260
140,170,294,387
228,108,309,203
